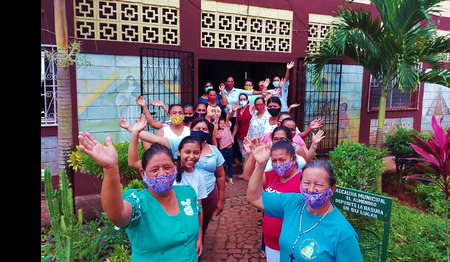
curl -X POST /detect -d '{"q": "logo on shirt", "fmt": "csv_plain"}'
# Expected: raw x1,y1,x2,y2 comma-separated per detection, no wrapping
181,198,194,216
300,239,319,260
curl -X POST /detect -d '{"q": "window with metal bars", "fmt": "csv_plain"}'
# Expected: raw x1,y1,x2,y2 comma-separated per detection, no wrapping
368,65,421,112
41,45,58,126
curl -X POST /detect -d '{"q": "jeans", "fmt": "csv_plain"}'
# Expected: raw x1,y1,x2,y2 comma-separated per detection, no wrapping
220,147,233,178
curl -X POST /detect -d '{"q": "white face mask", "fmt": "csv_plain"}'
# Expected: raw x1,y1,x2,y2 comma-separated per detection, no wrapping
239,100,248,108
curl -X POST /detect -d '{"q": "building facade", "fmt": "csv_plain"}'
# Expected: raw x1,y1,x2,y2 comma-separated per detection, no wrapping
41,0,450,195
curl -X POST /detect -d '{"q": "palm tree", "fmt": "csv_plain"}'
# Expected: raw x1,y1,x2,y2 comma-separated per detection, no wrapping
307,0,450,150
54,0,74,180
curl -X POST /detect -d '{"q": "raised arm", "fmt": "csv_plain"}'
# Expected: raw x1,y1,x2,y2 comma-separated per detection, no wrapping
246,142,271,211
304,129,325,162
136,95,163,129
299,118,323,139
128,115,147,170
78,132,132,228
284,61,294,80
218,83,228,107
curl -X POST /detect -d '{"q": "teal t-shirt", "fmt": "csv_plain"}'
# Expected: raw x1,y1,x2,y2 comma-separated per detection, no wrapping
262,191,362,262
123,185,200,261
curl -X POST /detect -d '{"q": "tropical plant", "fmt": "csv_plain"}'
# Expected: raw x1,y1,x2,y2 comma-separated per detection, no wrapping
307,0,450,150
328,139,387,194
385,125,430,189
43,164,83,262
407,115,449,260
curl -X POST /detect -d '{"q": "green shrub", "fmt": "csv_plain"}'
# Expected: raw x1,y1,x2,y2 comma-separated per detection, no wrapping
412,182,447,218
328,140,387,194
68,140,144,181
385,125,430,188
342,199,446,261
42,212,131,261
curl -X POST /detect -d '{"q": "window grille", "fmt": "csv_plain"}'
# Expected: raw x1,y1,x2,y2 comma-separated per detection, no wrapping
41,45,58,126
368,64,422,112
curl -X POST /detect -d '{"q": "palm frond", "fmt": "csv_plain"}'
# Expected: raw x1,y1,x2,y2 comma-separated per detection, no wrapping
420,69,450,87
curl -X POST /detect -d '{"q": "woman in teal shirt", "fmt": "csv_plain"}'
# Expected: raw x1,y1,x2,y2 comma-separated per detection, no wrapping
78,132,201,261
247,141,362,261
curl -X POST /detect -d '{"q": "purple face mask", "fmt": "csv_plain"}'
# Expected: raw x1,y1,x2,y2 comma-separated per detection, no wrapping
143,172,177,194
272,160,295,177
300,187,333,209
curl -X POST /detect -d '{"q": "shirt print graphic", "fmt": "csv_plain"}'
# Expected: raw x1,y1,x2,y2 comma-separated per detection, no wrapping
181,199,194,216
300,239,319,260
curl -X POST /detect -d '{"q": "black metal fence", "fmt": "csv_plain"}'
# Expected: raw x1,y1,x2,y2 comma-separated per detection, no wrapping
295,58,343,156
140,47,194,130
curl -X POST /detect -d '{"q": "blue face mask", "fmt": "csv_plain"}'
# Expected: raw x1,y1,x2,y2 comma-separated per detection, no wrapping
190,130,210,143
272,81,280,88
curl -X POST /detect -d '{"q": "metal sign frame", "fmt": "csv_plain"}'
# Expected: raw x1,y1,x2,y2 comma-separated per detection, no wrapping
333,185,392,262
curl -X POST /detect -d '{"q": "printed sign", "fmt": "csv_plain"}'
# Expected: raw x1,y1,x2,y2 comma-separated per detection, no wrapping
332,186,392,221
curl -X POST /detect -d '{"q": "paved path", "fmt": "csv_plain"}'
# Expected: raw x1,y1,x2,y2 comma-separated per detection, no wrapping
200,178,265,261
41,176,266,261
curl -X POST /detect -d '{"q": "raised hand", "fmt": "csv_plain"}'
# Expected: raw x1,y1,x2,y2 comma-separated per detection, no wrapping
150,100,166,108
130,114,147,133
252,143,271,165
310,118,324,129
286,61,295,70
288,103,301,111
136,95,146,107
263,78,270,89
119,116,131,131
232,102,240,112
219,83,225,93
78,132,118,170
311,129,325,146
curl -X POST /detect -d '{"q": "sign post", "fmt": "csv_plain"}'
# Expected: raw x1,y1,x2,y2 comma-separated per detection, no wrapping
332,186,392,262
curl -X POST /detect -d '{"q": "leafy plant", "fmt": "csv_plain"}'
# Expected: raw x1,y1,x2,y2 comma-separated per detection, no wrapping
407,115,449,260
413,182,446,218
385,125,430,189
68,140,144,182
328,140,387,194
43,164,83,262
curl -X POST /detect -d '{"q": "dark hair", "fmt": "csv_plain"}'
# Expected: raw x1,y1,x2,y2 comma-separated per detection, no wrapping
190,118,214,144
244,78,253,84
239,93,248,100
182,103,194,111
141,143,174,170
206,89,217,95
194,102,207,111
280,117,296,126
271,140,296,157
176,136,203,182
168,104,183,114
271,126,292,141
267,96,282,107
301,160,336,186
254,97,265,105
278,112,291,121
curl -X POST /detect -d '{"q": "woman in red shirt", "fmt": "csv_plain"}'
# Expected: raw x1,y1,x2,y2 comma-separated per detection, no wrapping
231,93,253,162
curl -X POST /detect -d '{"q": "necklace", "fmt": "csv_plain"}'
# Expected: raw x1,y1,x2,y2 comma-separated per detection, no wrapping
289,203,333,262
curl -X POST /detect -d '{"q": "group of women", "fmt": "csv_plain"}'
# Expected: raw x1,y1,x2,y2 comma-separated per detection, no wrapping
78,71,362,261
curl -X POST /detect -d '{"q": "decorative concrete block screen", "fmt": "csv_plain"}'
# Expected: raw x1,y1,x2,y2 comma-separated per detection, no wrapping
73,0,180,45
200,0,293,52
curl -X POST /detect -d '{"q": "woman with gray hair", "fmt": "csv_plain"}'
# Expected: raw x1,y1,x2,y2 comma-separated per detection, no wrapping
247,142,362,262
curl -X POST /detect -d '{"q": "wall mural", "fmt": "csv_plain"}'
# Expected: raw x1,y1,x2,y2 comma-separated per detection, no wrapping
421,83,450,131
76,53,180,143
